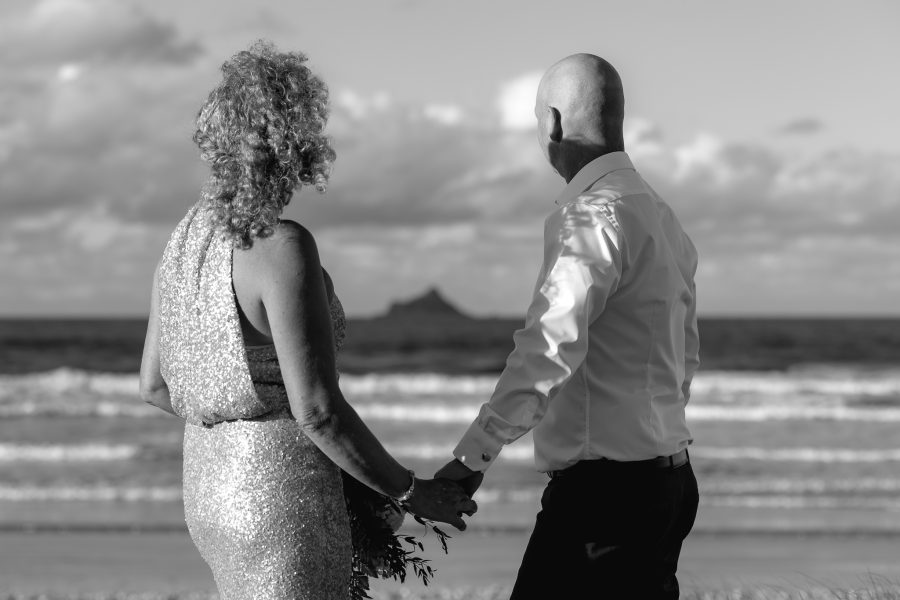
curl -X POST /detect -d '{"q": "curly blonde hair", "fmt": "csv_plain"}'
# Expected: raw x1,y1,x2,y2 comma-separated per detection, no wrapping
193,41,335,248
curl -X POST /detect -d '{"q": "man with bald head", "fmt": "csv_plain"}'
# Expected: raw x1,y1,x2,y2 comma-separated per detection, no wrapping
437,54,700,598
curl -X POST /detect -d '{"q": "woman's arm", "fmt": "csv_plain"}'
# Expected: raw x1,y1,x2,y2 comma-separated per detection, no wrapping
139,262,176,416
261,222,473,529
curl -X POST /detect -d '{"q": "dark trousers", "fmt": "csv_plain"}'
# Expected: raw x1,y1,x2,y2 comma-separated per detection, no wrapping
509,457,699,600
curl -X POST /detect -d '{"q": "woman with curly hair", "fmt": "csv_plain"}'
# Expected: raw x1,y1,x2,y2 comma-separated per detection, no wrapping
138,41,475,599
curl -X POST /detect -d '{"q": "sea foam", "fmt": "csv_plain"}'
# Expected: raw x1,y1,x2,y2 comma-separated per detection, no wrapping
0,484,181,502
2,367,900,422
0,443,140,462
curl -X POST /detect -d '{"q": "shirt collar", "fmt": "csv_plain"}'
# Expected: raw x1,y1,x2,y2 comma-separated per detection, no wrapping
554,151,635,205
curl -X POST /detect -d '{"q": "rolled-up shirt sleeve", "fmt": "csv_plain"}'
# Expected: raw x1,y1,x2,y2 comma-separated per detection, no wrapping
453,202,623,471
682,279,700,404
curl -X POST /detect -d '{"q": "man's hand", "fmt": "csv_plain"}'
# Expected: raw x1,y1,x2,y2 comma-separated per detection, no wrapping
435,459,485,497
406,478,477,531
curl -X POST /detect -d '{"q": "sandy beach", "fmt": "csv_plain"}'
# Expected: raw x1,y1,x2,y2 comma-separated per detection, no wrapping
2,528,899,597
3,324,900,598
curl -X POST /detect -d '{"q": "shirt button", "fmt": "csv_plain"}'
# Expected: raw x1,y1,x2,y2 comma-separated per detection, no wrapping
481,452,492,462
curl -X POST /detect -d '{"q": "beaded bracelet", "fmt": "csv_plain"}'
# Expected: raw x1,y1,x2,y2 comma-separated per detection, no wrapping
395,469,416,504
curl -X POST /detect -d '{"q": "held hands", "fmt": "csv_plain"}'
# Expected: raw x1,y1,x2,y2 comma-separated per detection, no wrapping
435,459,485,497
405,477,477,531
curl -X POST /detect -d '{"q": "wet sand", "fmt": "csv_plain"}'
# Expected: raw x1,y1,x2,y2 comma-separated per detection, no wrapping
2,529,899,596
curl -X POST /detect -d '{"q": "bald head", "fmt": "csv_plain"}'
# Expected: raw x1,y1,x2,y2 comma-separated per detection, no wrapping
535,54,625,180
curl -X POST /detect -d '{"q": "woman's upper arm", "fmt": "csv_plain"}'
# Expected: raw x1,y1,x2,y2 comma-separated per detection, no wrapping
139,262,167,398
260,224,341,420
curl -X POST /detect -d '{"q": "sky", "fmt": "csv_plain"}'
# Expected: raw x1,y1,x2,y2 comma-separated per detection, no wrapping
0,0,898,317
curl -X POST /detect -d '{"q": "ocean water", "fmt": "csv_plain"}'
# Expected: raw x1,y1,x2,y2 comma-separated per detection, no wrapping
1,320,900,534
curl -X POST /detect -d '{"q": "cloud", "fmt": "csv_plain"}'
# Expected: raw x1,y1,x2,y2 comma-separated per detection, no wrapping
777,117,825,136
634,129,900,314
1,60,898,316
497,71,542,131
643,130,899,237
334,90,393,121
0,1,208,228
316,96,900,315
0,206,170,316
0,0,201,67
422,104,465,127
0,60,206,224
334,92,465,128
670,134,781,192
314,90,555,231
624,117,665,160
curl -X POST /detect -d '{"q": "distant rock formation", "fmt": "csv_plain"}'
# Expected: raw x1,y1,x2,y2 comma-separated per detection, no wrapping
384,288,470,319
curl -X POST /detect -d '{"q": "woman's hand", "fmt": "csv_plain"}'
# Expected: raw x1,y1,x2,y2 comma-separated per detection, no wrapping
405,478,477,531
376,501,405,533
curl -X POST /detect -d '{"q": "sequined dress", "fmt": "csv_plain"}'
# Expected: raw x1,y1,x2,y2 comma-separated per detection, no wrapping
157,202,351,599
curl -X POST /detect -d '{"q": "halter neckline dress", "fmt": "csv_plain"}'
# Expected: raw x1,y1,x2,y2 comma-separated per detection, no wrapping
157,202,351,599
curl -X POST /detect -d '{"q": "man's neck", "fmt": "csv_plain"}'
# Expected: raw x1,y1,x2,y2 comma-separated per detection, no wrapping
561,146,619,183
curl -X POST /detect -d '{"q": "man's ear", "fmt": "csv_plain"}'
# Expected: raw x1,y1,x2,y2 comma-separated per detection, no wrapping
548,107,563,144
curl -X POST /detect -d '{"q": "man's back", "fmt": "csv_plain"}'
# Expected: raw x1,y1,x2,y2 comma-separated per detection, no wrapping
454,152,699,472
534,162,699,467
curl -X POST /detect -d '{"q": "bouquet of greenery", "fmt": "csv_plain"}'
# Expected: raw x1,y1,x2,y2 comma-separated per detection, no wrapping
342,472,451,600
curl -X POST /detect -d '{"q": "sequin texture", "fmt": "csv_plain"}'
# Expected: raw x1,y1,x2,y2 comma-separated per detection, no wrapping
158,202,351,599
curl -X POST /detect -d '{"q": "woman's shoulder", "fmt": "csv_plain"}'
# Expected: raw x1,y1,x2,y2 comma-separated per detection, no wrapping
273,218,312,237
247,219,322,273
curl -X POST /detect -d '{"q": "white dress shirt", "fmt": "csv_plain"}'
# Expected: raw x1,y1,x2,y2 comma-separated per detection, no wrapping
454,152,699,473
